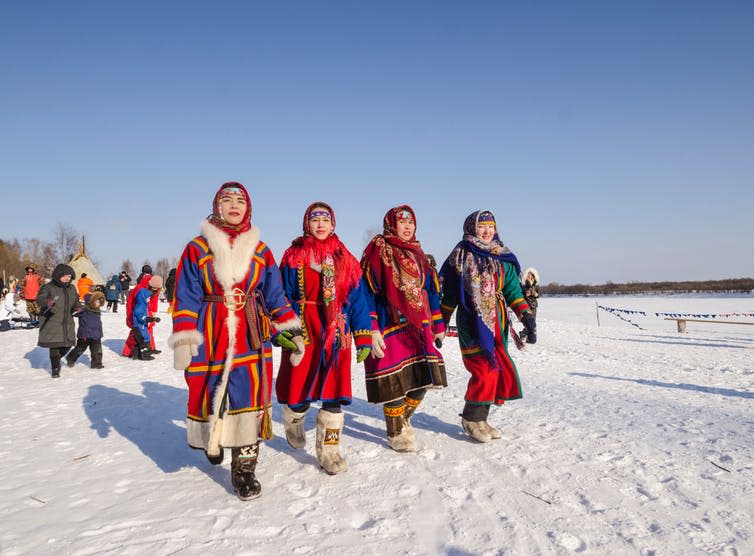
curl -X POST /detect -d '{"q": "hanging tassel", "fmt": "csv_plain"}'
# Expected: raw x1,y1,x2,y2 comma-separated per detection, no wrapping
258,405,273,440
260,313,272,342
510,326,525,351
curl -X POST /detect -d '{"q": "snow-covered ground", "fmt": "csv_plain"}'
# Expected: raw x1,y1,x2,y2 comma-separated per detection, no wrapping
1,295,752,555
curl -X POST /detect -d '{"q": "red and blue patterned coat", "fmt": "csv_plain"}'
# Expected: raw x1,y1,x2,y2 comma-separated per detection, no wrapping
275,262,372,406
170,221,300,450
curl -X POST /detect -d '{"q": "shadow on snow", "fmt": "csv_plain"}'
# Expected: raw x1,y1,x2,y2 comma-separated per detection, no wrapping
569,371,754,399
82,381,234,494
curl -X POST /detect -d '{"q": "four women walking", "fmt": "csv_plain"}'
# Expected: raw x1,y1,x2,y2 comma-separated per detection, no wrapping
30,182,539,502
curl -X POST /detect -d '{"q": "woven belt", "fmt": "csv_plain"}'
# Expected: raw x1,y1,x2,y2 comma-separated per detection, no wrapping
204,288,271,350
204,288,246,311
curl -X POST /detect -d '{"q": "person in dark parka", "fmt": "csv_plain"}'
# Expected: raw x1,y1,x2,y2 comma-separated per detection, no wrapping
36,264,82,378
67,291,106,369
118,271,132,303
165,268,176,303
105,275,122,312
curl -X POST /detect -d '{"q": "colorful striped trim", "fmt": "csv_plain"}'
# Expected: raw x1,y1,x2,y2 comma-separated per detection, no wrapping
383,405,405,417
365,354,443,377
173,309,198,319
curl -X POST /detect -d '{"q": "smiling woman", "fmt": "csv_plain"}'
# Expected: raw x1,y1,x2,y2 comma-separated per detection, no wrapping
275,201,372,475
169,181,303,501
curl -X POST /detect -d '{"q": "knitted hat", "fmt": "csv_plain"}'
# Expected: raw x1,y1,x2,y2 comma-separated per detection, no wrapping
148,275,163,289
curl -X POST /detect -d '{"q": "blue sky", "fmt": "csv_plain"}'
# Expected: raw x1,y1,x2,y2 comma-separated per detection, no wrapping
2,1,752,284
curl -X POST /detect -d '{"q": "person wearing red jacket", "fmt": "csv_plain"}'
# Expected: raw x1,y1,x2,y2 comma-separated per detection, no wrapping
121,274,161,357
21,266,41,325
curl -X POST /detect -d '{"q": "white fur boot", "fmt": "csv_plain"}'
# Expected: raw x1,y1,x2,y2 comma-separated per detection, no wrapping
482,421,502,440
384,404,416,452
315,410,347,475
462,418,493,443
282,405,307,449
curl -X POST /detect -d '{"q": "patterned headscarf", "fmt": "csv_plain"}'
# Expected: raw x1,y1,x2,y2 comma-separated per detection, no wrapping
282,202,362,332
207,181,253,238
449,210,520,357
361,205,434,329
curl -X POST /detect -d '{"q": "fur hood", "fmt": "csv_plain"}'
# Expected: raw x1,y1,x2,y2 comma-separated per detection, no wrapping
522,267,540,285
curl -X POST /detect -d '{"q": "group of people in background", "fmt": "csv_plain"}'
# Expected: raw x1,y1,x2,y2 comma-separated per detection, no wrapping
0,261,180,377
167,182,540,501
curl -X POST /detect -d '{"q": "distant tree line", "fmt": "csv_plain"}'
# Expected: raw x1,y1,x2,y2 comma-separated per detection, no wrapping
541,278,754,295
1,224,175,283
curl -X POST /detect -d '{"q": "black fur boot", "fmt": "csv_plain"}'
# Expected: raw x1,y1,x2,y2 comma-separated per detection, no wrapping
231,444,261,501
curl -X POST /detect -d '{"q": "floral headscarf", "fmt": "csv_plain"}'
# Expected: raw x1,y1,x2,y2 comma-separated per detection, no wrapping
449,210,520,358
361,205,435,329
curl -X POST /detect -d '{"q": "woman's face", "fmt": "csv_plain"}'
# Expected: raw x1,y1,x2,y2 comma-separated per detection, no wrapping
308,207,334,240
475,222,496,244
396,216,416,241
60,275,72,284
218,192,247,226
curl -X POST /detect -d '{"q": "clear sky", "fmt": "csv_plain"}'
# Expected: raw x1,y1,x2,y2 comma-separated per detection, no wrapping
2,1,753,284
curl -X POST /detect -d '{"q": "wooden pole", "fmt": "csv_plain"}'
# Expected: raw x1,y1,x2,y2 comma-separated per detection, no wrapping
596,301,601,326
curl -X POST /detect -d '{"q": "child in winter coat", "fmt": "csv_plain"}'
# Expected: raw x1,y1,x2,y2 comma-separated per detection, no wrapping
67,291,106,369
439,210,537,442
131,276,162,361
275,202,372,475
36,264,82,378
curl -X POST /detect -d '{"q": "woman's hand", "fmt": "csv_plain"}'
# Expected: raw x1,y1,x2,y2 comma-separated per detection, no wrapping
371,330,386,358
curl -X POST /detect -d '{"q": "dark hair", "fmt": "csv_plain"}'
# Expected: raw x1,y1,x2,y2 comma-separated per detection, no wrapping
81,273,87,278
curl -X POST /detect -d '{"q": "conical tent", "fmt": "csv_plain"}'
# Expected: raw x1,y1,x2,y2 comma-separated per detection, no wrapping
67,238,105,286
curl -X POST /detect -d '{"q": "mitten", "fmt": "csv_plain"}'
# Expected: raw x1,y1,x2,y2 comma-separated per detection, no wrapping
173,343,197,370
434,332,445,349
521,313,537,344
273,330,297,350
169,330,203,370
146,316,161,323
371,330,386,358
356,347,371,363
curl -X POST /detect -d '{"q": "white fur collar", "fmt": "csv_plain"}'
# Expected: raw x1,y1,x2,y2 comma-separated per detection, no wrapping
200,220,261,291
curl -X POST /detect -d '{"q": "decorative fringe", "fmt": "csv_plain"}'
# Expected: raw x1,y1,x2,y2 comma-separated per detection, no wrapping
258,405,273,440
260,312,272,342
510,326,525,351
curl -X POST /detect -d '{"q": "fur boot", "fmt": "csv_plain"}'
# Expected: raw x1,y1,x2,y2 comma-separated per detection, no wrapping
384,404,416,452
231,443,261,500
461,418,493,443
403,395,422,424
282,405,307,449
315,410,347,475
481,421,502,440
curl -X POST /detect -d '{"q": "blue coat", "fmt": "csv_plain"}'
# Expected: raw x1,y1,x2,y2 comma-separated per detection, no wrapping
105,275,122,302
76,308,103,340
132,287,154,343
